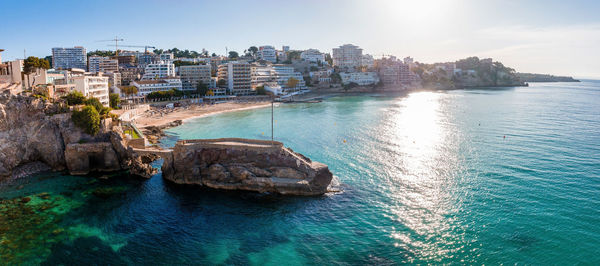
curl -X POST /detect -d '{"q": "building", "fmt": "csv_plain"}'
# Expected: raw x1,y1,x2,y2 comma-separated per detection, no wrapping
251,65,277,88
88,56,118,73
159,53,174,62
179,64,211,91
332,44,363,71
119,65,143,85
141,61,176,80
300,49,325,63
113,55,136,66
282,46,290,52
272,65,305,92
276,50,287,62
339,72,379,86
361,54,374,69
375,56,416,85
138,53,158,67
132,78,182,96
217,62,252,95
72,75,110,106
52,47,87,70
258,46,277,63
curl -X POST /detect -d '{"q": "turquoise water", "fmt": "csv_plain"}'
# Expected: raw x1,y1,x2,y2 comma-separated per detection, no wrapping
1,81,600,264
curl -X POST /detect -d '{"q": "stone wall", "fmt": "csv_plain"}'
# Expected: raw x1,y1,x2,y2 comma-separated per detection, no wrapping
161,139,333,196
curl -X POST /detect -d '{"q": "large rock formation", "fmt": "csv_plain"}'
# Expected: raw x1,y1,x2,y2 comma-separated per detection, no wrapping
161,139,333,196
0,94,156,180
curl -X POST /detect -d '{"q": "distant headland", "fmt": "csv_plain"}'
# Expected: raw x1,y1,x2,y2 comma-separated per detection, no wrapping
516,73,580,82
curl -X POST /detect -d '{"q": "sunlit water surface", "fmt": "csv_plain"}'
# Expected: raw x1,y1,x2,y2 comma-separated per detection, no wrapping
1,81,599,264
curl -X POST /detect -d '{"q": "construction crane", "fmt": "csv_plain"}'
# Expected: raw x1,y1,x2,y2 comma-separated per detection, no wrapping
108,45,156,54
97,37,124,56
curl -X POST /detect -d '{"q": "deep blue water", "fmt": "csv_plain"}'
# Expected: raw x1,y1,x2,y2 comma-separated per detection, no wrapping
1,81,599,264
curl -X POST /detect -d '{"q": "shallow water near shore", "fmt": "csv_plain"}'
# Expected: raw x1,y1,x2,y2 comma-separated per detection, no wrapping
2,81,600,264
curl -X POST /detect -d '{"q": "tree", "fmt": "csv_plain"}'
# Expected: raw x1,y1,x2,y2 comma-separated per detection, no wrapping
248,46,258,57
23,56,50,88
325,54,333,65
72,105,100,135
84,97,110,116
211,53,217,57
228,51,239,59
255,85,267,95
196,81,209,96
109,93,120,109
87,50,116,57
286,77,300,89
66,91,86,105
303,76,312,87
330,72,342,84
121,86,138,100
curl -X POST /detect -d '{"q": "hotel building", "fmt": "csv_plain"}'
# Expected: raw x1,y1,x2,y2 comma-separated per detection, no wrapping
141,61,176,80
52,47,87,70
217,62,252,95
258,45,277,63
72,75,110,106
179,64,212,91
332,44,363,71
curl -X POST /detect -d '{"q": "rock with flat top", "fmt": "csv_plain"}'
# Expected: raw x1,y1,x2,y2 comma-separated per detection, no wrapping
161,138,333,196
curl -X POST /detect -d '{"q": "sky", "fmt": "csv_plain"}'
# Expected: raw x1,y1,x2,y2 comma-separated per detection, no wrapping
1,0,599,78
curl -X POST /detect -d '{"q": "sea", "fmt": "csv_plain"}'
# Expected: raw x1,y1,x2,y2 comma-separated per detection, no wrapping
0,81,599,265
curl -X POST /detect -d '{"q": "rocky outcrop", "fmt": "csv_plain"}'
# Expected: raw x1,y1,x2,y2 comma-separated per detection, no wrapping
161,139,333,196
0,94,157,180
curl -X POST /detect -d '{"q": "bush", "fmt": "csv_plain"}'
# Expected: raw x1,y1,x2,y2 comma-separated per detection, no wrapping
72,105,100,135
255,85,267,95
84,97,111,116
65,91,85,105
109,93,120,109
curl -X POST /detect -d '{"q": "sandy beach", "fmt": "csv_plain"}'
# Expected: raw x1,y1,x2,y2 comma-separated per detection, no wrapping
134,101,272,129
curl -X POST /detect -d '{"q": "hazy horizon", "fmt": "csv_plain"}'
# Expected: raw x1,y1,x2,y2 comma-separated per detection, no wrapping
1,0,599,78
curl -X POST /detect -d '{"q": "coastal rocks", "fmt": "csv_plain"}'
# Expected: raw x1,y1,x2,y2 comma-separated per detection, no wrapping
64,143,121,175
141,120,182,144
0,94,158,180
161,139,334,196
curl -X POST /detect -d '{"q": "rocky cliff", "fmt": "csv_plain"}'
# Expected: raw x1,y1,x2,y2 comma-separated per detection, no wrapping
161,139,333,196
0,94,156,180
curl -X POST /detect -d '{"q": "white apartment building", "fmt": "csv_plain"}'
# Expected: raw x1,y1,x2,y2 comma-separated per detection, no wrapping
141,61,176,80
159,53,175,62
258,45,277,63
52,47,87,70
132,78,182,96
88,56,118,73
217,62,252,95
339,72,379,86
179,64,211,91
72,75,110,106
301,49,325,63
272,65,305,91
251,65,277,88
332,44,363,71
361,54,375,69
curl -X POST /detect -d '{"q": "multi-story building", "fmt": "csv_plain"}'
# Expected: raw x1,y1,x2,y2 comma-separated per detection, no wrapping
375,56,415,85
217,62,252,95
141,61,176,80
88,56,118,73
159,53,174,62
72,75,110,106
272,65,305,91
52,46,87,70
138,53,158,67
282,46,290,52
251,65,277,88
361,54,375,69
113,55,136,66
301,49,325,63
332,44,363,71
132,78,182,96
119,65,143,85
339,72,379,86
179,64,211,91
258,46,277,63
